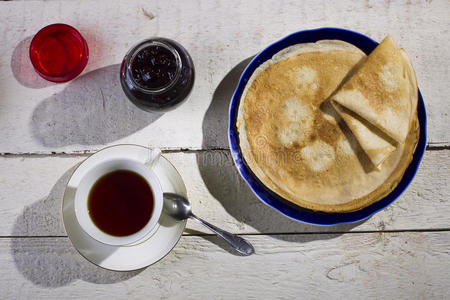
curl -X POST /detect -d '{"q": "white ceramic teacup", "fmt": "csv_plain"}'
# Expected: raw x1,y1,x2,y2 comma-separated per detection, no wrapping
74,148,163,246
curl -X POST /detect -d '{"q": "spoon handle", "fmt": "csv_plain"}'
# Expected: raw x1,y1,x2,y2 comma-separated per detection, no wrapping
190,214,255,256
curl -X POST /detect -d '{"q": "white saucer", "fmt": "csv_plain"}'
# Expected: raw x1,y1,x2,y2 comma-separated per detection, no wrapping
62,144,187,271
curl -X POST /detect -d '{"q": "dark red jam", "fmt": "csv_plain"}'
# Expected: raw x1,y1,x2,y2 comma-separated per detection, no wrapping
131,45,177,90
120,38,195,112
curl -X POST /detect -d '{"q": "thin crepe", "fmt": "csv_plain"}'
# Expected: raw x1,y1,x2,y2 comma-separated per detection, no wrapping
331,36,418,144
332,102,396,168
237,40,419,213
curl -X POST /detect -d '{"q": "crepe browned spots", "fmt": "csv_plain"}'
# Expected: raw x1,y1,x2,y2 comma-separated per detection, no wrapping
331,36,418,168
237,40,419,213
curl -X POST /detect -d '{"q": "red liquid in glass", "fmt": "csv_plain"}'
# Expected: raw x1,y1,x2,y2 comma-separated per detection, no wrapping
30,24,88,82
37,33,82,75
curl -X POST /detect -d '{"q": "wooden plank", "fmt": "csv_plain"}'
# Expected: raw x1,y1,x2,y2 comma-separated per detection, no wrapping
1,149,449,236
2,232,449,299
0,0,449,154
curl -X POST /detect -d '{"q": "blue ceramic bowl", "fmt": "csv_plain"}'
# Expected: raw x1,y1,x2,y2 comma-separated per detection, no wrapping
228,28,427,226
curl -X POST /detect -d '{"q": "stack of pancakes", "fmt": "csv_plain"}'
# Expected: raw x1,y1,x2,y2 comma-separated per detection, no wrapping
237,36,419,213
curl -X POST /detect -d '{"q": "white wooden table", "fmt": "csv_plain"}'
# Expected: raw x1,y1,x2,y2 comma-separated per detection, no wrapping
1,0,449,298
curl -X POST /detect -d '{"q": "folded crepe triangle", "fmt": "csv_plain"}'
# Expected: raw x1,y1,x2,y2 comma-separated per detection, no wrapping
331,35,418,168
332,101,396,168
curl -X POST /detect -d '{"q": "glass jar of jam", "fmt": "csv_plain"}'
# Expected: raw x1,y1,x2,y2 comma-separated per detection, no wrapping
120,38,195,112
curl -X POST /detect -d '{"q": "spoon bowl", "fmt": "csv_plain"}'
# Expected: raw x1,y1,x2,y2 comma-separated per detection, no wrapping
164,192,193,221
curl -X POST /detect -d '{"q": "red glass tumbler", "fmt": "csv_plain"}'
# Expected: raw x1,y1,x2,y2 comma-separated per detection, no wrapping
29,23,89,82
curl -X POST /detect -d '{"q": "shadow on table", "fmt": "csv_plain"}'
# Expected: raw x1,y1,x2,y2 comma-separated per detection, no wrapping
11,36,56,89
196,57,366,249
30,64,162,148
184,228,349,257
10,164,142,288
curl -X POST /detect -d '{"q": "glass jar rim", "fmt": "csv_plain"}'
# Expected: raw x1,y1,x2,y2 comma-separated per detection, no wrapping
126,39,183,94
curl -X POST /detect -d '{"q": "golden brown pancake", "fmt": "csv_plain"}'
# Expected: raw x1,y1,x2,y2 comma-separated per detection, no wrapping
331,36,418,144
237,40,419,213
332,102,396,168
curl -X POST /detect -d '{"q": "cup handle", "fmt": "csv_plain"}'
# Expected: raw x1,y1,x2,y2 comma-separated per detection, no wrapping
147,148,161,169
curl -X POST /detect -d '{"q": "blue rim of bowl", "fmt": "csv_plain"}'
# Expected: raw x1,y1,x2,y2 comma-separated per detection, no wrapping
228,27,427,226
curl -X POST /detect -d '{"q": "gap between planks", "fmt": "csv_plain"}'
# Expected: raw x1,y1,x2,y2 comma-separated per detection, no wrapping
1,228,449,239
0,148,225,157
0,144,449,157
